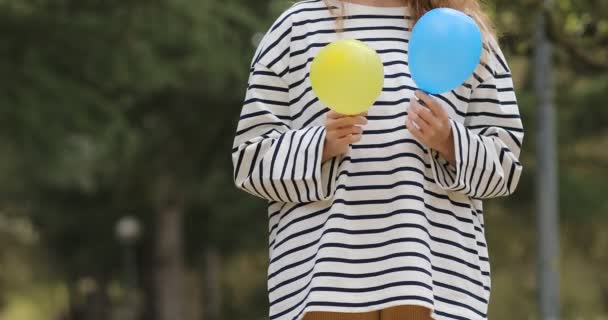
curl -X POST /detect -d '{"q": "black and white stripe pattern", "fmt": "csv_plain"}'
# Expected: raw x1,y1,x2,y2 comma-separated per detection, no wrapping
232,1,523,320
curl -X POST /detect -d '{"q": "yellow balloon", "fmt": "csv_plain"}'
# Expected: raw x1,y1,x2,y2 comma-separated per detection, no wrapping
310,39,384,115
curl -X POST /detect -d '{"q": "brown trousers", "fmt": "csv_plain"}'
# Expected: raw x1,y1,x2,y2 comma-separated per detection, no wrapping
303,305,432,320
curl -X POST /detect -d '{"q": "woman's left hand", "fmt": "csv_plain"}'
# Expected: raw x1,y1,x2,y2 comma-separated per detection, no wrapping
406,90,456,165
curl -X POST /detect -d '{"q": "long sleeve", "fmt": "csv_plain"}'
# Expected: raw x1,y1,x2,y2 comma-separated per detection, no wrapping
232,63,340,203
429,67,524,199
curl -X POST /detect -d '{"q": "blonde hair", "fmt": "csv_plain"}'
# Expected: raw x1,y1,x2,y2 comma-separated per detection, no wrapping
324,0,497,54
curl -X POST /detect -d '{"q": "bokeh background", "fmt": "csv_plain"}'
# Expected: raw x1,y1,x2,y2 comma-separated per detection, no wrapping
0,0,607,319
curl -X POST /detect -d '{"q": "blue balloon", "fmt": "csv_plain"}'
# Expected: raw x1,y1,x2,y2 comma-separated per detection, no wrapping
409,8,483,94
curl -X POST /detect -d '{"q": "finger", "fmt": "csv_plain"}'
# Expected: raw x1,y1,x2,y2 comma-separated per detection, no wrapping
411,100,436,128
342,133,362,144
406,116,424,141
334,134,361,149
415,90,446,118
409,105,432,133
326,110,367,120
326,115,368,130
327,126,363,139
326,110,346,120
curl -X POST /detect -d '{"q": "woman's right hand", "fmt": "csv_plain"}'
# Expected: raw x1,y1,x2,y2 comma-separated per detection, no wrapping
322,110,368,163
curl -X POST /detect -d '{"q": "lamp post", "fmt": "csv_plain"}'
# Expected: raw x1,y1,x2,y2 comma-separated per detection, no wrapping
535,1,560,319
115,215,142,320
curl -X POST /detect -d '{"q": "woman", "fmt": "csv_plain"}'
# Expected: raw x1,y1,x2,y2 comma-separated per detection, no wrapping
232,0,524,319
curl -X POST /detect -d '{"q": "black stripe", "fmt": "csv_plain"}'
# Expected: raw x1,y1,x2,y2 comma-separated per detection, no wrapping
233,148,245,181
276,179,470,223
289,85,313,105
267,46,290,69
349,151,425,163
490,46,510,74
292,25,408,42
271,242,433,296
363,125,406,135
283,295,433,320
255,26,292,65
325,157,337,197
382,84,416,92
258,143,274,200
486,167,503,198
338,165,434,184
290,128,314,203
235,121,290,137
291,96,319,121
431,93,466,117
271,208,477,266
468,124,524,133
469,97,517,105
289,72,308,89
252,69,276,77
385,71,411,79
378,48,408,55
434,310,469,320
432,266,489,291
247,84,288,92
435,295,486,317
450,90,469,103
270,2,330,32
293,14,409,27
269,133,287,201
246,142,264,197
434,152,449,187
480,163,497,198
374,97,410,106
239,110,290,121
301,107,329,128
365,111,407,120
352,137,425,152
336,179,421,192
433,280,488,303
467,139,481,195
272,274,431,307
232,128,280,154
483,62,495,77
301,128,319,202
291,37,408,58
453,120,465,189
273,219,421,257
291,42,328,57
243,97,289,107
269,238,489,294
473,72,484,83
310,127,325,200
383,60,408,67
473,141,488,198
506,160,519,194
289,52,406,78
268,202,288,222
455,126,473,193
279,132,296,202
467,111,520,118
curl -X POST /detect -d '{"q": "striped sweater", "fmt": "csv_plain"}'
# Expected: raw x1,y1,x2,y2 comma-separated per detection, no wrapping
232,1,524,319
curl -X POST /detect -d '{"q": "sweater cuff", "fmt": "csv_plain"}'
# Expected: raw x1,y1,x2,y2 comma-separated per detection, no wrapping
429,119,466,191
313,127,341,201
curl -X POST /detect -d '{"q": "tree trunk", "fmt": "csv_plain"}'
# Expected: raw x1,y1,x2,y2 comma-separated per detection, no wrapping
141,244,158,320
85,275,110,320
154,190,186,320
202,246,222,320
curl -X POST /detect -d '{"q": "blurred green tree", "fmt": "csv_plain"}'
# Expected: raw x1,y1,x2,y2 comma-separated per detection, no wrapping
0,0,606,319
